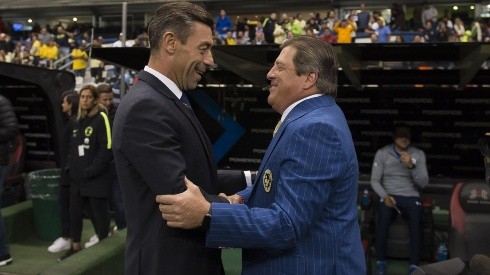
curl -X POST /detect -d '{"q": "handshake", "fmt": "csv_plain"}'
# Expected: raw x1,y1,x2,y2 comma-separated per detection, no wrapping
219,193,244,204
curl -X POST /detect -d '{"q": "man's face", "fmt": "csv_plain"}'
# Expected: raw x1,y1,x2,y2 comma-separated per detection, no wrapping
61,96,71,114
99,92,114,109
266,46,306,114
394,136,411,151
172,22,214,91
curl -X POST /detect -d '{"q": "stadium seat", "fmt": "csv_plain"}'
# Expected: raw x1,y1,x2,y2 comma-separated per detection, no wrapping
448,181,490,262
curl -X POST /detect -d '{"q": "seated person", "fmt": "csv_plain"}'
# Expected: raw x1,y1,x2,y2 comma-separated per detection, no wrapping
370,123,429,275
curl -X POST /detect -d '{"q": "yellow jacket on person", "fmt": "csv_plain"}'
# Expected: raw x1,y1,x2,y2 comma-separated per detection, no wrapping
71,48,88,70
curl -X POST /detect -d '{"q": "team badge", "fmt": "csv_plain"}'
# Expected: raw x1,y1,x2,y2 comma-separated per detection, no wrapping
85,126,93,137
263,169,272,192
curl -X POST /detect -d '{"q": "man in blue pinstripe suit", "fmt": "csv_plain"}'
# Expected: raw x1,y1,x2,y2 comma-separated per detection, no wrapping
158,36,365,274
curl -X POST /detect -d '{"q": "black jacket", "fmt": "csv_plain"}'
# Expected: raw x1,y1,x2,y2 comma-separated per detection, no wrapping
0,95,19,166
68,106,113,198
113,71,246,275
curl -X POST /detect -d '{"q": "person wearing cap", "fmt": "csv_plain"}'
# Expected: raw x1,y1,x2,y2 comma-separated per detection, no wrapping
370,123,429,275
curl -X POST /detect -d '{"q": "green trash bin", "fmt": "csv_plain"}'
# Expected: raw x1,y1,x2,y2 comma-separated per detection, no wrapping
25,168,62,241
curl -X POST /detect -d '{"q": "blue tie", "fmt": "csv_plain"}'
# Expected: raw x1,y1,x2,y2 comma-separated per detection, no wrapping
180,93,194,112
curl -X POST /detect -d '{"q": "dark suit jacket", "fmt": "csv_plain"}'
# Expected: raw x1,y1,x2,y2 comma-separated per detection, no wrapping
113,70,244,275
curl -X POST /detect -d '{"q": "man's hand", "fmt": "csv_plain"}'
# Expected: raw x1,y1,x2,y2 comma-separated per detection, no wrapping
399,152,414,169
218,193,244,204
156,177,211,229
384,195,397,208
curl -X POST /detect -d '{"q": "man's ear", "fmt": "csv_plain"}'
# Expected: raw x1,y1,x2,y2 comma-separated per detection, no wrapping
303,71,318,90
162,32,177,54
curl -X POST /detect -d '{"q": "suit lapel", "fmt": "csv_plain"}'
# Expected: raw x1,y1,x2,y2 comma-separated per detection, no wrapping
252,95,335,194
137,71,217,181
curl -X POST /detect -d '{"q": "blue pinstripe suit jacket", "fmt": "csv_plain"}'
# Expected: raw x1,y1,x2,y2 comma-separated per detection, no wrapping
207,95,365,274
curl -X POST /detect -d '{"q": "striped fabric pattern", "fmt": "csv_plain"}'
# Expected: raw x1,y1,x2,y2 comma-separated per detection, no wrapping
207,95,365,274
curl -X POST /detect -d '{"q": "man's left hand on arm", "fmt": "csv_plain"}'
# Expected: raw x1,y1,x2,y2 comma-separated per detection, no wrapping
156,177,211,229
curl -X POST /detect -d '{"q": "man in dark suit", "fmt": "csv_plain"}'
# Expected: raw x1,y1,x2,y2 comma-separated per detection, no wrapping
112,2,245,274
157,36,365,274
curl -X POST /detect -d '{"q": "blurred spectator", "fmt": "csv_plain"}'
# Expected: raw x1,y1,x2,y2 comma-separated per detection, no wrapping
291,14,306,36
453,17,467,42
280,13,289,26
216,9,233,40
422,21,437,42
30,33,42,66
318,26,337,44
213,32,223,45
236,31,249,45
307,12,321,33
133,33,149,47
0,33,14,53
273,23,286,45
347,13,358,40
435,20,450,42
254,21,264,38
55,25,72,60
412,3,424,30
305,28,317,38
334,19,357,43
71,43,88,77
10,42,23,64
470,20,482,42
39,40,58,68
376,19,391,43
263,12,277,44
224,31,236,45
356,4,371,33
394,35,405,43
112,33,127,47
412,34,424,43
370,33,379,43
90,37,105,82
250,32,267,45
391,3,407,31
421,2,438,26
325,10,336,31
38,27,54,44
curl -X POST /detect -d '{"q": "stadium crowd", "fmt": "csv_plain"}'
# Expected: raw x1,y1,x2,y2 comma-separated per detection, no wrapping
0,2,489,74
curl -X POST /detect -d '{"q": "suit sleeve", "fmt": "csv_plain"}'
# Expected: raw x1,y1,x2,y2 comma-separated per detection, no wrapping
206,120,350,249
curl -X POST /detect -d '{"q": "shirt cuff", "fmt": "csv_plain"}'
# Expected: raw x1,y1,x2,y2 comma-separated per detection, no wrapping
244,171,253,186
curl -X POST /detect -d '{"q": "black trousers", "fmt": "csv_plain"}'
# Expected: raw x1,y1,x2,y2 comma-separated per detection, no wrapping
69,193,110,243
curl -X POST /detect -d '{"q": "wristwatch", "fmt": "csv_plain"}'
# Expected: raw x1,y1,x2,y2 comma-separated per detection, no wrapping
201,213,212,231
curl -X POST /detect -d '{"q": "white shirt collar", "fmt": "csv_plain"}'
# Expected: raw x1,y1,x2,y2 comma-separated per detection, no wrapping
144,66,183,100
280,94,322,122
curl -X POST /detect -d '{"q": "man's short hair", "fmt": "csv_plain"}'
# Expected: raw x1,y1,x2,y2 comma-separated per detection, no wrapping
96,83,113,94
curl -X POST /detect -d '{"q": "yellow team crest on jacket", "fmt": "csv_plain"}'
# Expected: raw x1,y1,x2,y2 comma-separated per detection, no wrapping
85,126,93,137
263,169,272,192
